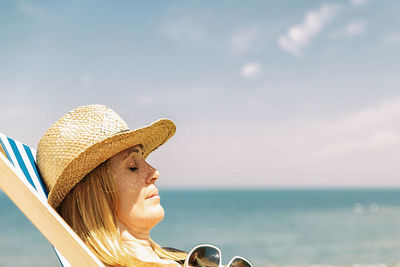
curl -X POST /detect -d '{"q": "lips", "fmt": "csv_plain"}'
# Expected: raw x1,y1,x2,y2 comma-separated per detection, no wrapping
146,190,159,199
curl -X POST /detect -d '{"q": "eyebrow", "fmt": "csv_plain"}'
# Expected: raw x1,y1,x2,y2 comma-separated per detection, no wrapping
123,147,143,160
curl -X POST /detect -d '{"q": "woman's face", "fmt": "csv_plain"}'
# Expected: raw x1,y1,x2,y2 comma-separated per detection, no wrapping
109,145,164,232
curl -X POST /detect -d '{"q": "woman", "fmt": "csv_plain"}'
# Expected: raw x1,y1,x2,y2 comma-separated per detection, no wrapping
36,104,187,266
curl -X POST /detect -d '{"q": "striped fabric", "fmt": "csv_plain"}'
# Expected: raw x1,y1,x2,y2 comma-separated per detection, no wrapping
0,133,71,267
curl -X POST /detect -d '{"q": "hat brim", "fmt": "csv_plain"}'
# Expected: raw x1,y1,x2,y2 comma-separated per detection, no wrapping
48,118,175,209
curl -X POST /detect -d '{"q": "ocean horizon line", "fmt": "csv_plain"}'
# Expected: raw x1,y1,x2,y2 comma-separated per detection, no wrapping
156,186,400,191
3,186,400,195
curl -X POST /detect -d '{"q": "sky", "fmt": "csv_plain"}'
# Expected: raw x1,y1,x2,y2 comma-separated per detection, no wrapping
0,0,399,188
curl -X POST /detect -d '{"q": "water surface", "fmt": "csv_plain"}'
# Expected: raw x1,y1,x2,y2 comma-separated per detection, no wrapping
2,189,400,266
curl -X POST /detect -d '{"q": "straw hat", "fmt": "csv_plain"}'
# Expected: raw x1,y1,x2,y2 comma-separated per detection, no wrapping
36,104,176,210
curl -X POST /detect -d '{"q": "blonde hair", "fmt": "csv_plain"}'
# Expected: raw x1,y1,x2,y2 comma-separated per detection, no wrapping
59,160,186,267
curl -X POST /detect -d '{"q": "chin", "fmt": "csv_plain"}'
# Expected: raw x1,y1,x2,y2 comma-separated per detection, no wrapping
146,204,165,224
154,204,165,222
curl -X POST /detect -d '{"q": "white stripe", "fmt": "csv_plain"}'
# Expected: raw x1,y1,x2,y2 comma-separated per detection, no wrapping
31,147,37,161
0,134,46,202
55,248,72,267
1,133,72,267
0,136,42,194
27,148,43,195
0,133,25,179
16,142,47,202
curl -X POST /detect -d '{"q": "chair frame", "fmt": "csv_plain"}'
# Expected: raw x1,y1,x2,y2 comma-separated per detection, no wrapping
0,138,104,267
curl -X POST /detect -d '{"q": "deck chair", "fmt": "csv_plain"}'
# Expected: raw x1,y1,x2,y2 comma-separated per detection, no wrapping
0,133,104,267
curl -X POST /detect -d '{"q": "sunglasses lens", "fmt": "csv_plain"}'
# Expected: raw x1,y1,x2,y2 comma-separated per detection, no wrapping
229,257,252,267
187,246,220,267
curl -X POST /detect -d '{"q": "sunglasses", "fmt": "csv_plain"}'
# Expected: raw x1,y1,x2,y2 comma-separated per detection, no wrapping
184,244,253,267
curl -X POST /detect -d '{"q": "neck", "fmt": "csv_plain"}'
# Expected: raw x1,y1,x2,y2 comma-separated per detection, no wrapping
117,219,152,245
116,219,181,266
116,219,177,265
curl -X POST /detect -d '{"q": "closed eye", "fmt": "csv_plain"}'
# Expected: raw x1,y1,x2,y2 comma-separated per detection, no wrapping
129,167,138,171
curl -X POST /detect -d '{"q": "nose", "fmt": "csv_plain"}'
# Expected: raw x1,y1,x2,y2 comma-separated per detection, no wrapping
145,163,159,184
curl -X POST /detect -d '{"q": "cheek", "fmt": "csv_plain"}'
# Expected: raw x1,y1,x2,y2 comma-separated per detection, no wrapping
114,172,141,216
114,168,140,193
113,170,164,224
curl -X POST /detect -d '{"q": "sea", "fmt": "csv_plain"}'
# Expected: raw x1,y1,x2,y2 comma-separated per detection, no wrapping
2,189,400,267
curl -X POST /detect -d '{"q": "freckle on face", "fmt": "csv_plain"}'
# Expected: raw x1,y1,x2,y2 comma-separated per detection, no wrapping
110,145,165,230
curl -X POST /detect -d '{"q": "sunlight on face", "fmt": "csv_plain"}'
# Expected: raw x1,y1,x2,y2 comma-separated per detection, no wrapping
109,145,165,232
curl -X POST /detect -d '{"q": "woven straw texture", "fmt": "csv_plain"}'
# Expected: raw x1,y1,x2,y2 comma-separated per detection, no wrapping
36,104,175,209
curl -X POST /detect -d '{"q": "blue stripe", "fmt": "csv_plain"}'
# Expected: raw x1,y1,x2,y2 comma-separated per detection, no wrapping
7,137,37,191
23,144,49,197
0,137,14,166
3,135,66,266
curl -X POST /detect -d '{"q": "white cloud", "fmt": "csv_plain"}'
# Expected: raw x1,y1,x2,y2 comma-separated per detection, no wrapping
344,21,366,36
350,0,368,7
157,96,400,188
307,97,400,171
240,62,262,79
384,32,400,45
160,17,205,43
329,21,366,38
291,97,400,184
278,3,340,56
314,131,400,159
230,28,258,54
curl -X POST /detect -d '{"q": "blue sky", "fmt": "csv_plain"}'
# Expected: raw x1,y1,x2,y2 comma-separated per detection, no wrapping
1,0,400,188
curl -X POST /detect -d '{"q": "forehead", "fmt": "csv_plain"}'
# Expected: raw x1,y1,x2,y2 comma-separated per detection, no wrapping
112,144,143,161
